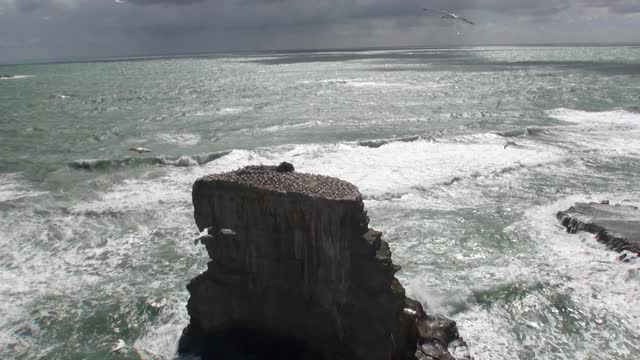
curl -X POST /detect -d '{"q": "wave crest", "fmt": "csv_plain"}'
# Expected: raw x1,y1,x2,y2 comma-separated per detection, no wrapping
70,151,231,171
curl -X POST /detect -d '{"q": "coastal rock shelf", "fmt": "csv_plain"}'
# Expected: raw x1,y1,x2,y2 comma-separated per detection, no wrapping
557,202,640,256
179,163,470,360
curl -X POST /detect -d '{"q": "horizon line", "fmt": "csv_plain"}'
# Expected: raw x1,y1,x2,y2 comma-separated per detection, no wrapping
2,41,639,67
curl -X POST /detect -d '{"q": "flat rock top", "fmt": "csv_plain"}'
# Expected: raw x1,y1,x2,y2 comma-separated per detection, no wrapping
200,165,362,201
560,202,640,242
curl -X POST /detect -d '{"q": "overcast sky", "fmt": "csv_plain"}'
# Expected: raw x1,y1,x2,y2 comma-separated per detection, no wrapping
0,0,639,63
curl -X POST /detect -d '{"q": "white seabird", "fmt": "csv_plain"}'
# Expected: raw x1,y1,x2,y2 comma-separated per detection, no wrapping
128,147,152,154
423,8,475,25
111,339,128,353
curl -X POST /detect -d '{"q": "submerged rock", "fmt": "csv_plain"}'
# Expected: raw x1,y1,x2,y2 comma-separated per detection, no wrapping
180,163,469,360
557,202,640,255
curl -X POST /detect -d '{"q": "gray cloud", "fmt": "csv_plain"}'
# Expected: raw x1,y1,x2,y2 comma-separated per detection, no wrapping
14,0,47,12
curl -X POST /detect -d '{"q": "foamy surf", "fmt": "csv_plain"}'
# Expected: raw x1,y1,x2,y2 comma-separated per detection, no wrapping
0,173,46,202
70,151,231,171
548,108,640,127
288,136,563,196
0,75,33,80
0,175,207,358
299,78,436,90
547,108,640,158
216,107,249,115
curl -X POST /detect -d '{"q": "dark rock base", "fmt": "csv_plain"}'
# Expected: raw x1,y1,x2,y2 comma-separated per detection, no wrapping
179,325,327,360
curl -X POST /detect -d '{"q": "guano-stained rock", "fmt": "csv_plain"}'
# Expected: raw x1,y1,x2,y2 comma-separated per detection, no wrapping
180,163,470,360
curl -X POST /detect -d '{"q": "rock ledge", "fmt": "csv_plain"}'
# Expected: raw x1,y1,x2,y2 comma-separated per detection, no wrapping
557,202,640,256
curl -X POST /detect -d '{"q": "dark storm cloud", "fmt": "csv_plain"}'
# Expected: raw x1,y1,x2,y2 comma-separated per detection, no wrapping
1,0,639,63
142,23,206,37
6,0,573,19
133,0,573,31
222,0,572,23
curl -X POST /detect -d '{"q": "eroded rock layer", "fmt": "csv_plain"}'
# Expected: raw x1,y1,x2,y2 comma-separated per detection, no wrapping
180,164,469,360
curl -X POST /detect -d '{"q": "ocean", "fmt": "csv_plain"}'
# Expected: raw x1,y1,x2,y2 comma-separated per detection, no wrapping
1,45,640,359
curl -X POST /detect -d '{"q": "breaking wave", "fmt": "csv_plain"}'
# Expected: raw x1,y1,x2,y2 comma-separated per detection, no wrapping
0,75,33,80
70,151,231,171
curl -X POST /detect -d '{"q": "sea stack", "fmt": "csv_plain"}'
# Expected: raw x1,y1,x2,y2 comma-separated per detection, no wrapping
179,163,469,360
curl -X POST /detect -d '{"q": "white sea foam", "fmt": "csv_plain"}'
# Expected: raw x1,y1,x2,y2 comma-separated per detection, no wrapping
133,299,191,359
171,133,565,202
548,108,640,157
257,120,324,134
0,75,33,80
344,80,404,88
156,133,201,147
0,173,46,202
71,173,193,214
216,107,248,115
284,136,562,197
548,108,640,127
299,78,431,90
0,172,206,358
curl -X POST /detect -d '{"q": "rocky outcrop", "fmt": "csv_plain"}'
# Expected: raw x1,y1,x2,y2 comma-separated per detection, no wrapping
557,202,640,257
179,163,470,360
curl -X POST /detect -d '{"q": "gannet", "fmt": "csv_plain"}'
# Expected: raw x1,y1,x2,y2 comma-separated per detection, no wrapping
111,339,128,353
423,8,475,25
128,147,152,154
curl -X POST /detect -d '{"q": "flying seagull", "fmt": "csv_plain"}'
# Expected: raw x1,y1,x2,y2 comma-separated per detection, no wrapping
111,339,128,353
128,147,152,154
423,8,475,25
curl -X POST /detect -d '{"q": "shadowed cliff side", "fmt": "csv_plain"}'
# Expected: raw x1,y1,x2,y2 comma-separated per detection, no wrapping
179,163,470,360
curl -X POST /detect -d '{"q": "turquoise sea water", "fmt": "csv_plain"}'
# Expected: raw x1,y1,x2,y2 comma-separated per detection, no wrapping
1,46,640,359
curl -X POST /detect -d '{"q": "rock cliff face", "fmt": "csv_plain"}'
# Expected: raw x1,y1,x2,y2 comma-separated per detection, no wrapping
179,163,469,360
